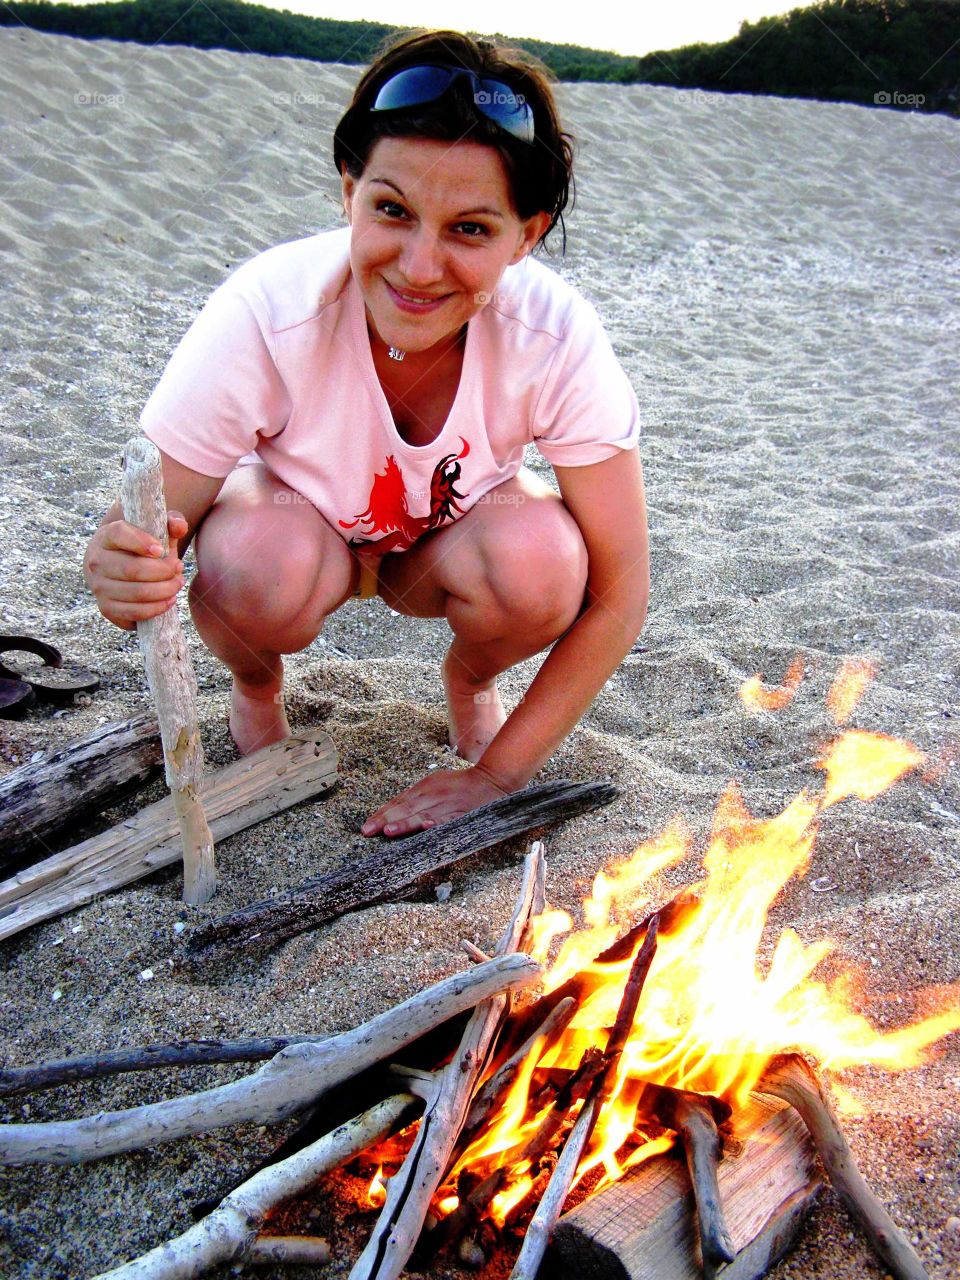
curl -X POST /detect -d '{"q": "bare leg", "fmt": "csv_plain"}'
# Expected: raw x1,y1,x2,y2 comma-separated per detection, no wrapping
378,470,588,762
188,466,357,755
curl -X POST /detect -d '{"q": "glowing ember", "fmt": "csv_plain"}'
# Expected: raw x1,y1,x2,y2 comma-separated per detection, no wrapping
738,655,805,711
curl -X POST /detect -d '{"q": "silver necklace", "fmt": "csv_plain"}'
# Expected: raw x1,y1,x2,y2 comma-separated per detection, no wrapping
388,346,406,362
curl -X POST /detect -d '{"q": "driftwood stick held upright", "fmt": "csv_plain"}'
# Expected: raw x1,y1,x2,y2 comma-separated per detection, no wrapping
350,843,547,1280
92,1093,417,1280
0,955,539,1166
120,435,215,906
759,1053,929,1280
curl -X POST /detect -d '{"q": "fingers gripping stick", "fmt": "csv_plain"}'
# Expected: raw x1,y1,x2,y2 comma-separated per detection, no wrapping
120,436,216,906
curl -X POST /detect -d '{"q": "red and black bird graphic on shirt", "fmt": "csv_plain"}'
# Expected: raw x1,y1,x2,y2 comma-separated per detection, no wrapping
339,437,471,552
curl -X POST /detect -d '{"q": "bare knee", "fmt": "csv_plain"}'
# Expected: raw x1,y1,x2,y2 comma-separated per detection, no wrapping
190,476,353,650
475,495,588,635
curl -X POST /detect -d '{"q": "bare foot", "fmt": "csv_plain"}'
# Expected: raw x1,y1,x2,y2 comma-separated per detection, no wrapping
229,680,291,756
442,653,506,763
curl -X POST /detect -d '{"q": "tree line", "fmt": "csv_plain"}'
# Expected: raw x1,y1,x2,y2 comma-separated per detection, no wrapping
2,0,956,115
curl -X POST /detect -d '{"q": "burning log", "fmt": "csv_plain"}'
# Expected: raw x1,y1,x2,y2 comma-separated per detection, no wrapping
549,1094,822,1280
0,713,162,874
640,1084,735,1275
93,1093,416,1279
758,1053,930,1280
185,780,617,965
348,842,547,1280
0,953,539,1165
509,914,660,1280
496,891,699,1063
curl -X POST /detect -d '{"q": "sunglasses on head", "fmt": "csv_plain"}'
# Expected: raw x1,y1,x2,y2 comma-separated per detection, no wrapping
370,64,535,145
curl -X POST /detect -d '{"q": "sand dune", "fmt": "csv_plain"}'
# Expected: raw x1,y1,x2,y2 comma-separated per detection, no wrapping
1,27,958,1279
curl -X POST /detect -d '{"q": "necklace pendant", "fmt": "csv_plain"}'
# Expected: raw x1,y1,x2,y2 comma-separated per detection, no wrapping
388,346,406,362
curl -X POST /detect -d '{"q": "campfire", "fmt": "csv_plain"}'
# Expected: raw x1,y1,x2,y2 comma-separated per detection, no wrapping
1,660,957,1280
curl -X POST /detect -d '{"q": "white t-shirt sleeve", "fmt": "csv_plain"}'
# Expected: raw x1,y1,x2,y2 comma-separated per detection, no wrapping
532,296,641,467
139,283,292,478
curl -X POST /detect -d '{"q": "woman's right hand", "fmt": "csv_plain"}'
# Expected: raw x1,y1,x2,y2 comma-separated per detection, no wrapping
83,510,190,630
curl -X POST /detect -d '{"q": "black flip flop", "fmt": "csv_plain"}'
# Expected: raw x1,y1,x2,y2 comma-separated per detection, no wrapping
0,676,36,720
0,636,100,706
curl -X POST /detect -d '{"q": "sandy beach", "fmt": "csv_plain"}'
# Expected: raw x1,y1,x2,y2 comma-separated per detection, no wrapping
1,25,959,1278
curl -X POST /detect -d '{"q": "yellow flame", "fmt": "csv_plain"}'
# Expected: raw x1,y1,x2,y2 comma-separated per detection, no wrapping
827,657,876,725
817,730,924,808
739,656,805,712
366,1165,386,1208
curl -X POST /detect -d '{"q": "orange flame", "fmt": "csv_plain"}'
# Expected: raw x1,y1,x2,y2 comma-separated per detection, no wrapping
366,1165,386,1208
739,656,805,711
444,664,959,1215
827,658,876,724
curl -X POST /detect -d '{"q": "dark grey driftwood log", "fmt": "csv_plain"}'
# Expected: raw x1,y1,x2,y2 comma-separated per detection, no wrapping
0,1035,327,1098
0,713,162,872
185,780,619,964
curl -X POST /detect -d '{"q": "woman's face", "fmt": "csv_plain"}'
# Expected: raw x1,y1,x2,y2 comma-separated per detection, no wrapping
342,137,549,356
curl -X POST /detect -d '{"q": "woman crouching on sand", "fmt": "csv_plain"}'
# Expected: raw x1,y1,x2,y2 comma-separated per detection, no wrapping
83,29,649,838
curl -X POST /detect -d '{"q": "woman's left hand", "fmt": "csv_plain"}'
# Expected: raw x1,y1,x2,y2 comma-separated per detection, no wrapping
361,766,510,838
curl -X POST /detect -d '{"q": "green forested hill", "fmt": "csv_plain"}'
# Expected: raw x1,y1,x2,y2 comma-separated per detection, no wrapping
1,0,956,115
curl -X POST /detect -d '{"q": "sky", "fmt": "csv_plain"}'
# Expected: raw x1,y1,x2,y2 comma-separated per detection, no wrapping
255,0,803,57
60,0,807,58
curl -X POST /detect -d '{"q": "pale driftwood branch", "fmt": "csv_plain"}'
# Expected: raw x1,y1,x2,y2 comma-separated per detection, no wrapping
509,915,660,1280
461,940,492,964
186,783,617,965
0,731,338,943
350,844,547,1280
121,435,214,906
759,1053,929,1280
0,714,162,873
0,954,539,1165
92,1094,415,1279
248,1236,331,1266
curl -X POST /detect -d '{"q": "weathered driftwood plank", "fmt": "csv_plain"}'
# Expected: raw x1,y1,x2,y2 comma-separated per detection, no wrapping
0,714,162,873
186,780,619,964
121,435,215,906
548,1095,822,1280
0,731,338,943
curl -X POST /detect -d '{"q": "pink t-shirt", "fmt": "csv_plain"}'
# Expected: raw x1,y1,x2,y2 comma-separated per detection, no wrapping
140,227,641,554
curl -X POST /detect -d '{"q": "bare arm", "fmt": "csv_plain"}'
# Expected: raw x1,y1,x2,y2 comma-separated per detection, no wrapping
83,449,225,630
476,446,649,788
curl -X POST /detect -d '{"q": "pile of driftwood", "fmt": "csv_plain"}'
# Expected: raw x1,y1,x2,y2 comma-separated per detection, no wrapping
0,844,930,1280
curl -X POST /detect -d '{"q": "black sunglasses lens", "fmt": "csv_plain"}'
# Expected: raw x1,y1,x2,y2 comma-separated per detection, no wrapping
372,66,455,112
475,79,534,141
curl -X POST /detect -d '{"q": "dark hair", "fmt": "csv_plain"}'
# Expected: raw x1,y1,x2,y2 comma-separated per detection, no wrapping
333,29,575,250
